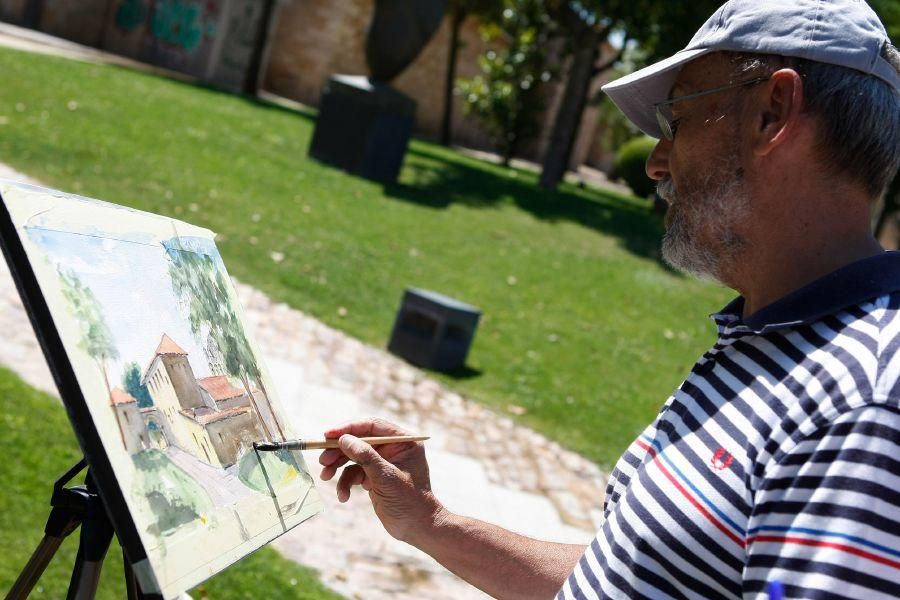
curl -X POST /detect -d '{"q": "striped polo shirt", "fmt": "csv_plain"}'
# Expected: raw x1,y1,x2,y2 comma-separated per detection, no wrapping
559,252,900,599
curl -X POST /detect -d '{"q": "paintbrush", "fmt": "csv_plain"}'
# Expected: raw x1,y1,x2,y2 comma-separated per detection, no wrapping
253,435,429,451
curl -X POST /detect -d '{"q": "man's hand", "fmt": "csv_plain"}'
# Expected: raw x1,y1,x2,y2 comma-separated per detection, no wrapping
318,418,445,544
321,417,586,599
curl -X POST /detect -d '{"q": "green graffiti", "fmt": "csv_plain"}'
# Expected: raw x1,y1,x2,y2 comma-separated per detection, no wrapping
151,0,212,52
115,0,146,32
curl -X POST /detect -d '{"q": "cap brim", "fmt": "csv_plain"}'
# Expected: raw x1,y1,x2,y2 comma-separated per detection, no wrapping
601,48,712,138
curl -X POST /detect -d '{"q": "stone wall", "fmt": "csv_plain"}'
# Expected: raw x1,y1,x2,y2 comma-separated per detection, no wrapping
1,0,613,167
264,0,495,152
263,0,613,165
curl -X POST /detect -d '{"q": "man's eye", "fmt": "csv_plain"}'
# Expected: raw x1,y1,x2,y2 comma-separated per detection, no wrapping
670,118,683,136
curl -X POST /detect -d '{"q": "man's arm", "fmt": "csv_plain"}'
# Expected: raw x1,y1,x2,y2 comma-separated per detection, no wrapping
319,419,586,599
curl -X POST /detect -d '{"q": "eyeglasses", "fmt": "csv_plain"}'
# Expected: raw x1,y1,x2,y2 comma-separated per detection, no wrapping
654,76,770,141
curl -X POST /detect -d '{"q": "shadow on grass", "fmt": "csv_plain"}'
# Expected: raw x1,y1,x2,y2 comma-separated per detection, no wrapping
441,365,484,381
384,144,672,267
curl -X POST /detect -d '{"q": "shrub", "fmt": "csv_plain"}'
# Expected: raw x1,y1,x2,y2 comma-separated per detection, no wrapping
614,136,658,199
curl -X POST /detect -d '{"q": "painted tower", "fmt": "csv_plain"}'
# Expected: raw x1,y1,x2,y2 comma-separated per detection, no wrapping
110,387,149,454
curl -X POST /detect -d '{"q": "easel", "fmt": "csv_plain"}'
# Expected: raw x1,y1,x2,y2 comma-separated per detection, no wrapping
6,459,148,600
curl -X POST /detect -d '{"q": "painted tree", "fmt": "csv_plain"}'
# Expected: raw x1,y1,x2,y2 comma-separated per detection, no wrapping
122,361,154,408
58,267,127,446
59,268,119,395
163,242,284,440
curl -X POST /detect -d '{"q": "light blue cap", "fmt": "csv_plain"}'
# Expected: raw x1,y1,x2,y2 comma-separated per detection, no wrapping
602,0,900,138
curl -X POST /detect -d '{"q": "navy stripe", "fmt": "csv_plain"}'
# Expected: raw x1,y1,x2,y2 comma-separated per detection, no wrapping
562,288,900,600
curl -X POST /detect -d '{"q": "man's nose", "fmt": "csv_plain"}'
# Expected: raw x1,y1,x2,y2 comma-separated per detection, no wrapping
645,139,671,181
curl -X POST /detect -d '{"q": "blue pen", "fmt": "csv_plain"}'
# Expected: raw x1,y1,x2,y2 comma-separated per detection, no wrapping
767,580,784,600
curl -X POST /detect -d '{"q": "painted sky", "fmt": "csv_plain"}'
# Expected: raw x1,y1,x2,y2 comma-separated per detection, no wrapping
25,227,223,386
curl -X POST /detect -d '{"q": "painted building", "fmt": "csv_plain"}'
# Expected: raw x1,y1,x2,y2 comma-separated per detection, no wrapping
111,387,150,454
137,334,264,468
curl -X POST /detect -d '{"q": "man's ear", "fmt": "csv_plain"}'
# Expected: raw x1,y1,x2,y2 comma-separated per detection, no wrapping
752,68,805,157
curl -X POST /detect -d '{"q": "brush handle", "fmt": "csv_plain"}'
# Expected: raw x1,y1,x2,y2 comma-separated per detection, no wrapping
303,435,430,450
257,435,430,451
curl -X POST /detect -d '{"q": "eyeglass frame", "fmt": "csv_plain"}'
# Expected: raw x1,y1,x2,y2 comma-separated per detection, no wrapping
654,75,770,141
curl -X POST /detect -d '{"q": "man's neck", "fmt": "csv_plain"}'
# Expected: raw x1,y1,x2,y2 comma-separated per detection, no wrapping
726,183,883,318
735,238,883,317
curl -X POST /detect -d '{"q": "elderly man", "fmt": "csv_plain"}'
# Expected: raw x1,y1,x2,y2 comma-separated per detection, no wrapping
319,0,900,597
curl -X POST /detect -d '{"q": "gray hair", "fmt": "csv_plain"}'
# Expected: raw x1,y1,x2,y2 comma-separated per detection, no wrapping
728,49,900,199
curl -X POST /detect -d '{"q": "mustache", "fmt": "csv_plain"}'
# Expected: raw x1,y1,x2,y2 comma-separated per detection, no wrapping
657,179,676,203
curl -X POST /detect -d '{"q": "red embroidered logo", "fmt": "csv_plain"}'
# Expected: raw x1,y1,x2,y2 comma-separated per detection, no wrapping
711,448,734,471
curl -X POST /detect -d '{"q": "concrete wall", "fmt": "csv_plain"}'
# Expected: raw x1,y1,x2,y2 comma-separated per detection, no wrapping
3,0,267,92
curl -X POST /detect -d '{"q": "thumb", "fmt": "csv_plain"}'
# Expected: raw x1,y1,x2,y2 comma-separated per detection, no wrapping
339,434,393,478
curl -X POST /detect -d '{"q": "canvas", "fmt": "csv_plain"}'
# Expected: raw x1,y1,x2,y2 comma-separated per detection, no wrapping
0,180,322,598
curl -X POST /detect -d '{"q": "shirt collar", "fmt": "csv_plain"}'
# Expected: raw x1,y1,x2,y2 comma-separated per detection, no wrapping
711,251,900,334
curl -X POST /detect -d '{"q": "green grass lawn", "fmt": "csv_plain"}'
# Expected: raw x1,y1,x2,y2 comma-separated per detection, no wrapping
0,366,343,598
0,46,732,467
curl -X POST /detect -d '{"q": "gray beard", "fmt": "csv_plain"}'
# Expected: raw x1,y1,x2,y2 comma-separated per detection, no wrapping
657,151,750,283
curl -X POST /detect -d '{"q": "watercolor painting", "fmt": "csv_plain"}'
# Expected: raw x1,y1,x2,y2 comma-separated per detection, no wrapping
0,181,322,598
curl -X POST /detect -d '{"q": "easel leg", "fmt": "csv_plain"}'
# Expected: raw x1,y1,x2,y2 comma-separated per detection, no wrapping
7,461,151,600
124,548,148,600
6,535,68,599
65,496,115,600
6,460,90,600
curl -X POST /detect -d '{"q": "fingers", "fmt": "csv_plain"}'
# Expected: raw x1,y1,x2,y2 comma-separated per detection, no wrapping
320,418,414,479
323,417,412,440
333,435,385,501
336,464,366,503
338,434,384,468
319,448,350,474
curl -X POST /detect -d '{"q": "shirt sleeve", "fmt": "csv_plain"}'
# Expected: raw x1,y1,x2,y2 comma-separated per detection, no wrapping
742,405,900,600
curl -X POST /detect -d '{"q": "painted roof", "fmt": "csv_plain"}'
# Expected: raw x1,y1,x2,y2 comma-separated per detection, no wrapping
142,334,189,383
110,387,137,406
180,406,251,426
154,334,188,356
197,376,245,402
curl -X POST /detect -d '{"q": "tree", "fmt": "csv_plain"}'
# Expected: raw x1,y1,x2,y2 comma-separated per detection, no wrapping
59,268,119,395
869,0,900,247
58,267,127,446
538,0,721,190
439,0,502,146
164,241,284,440
456,0,556,164
122,361,153,408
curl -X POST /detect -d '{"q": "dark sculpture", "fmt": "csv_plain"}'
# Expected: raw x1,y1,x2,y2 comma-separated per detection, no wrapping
366,0,448,82
308,0,447,183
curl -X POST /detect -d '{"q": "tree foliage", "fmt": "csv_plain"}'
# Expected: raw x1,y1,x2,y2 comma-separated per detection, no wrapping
163,241,283,439
537,0,721,189
58,267,119,393
122,361,153,408
456,0,556,164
